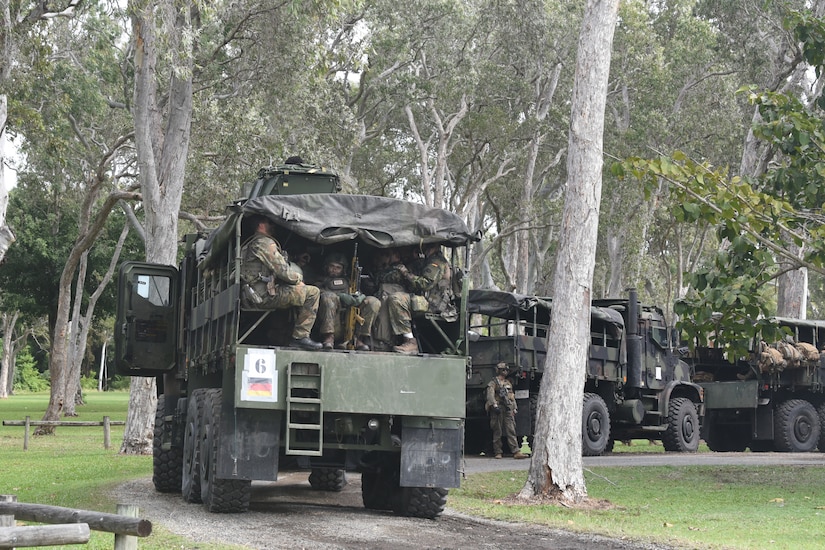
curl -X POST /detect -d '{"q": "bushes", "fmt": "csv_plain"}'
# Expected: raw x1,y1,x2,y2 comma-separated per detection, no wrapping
13,346,49,392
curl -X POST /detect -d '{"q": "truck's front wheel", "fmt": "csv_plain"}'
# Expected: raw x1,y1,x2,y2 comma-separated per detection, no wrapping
663,397,699,452
582,393,610,456
774,399,820,452
152,395,183,493
199,389,251,512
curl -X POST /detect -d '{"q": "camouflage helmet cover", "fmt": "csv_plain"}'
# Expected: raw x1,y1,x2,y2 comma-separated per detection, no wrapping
496,362,509,373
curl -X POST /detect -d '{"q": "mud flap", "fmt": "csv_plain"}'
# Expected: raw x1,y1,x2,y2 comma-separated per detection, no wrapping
400,420,462,488
218,406,281,481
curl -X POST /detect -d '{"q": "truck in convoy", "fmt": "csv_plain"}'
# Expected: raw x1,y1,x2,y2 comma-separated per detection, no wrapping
114,163,478,518
686,317,825,452
463,288,704,455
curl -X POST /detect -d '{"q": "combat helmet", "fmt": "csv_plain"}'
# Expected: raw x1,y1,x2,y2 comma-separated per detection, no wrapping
324,252,347,268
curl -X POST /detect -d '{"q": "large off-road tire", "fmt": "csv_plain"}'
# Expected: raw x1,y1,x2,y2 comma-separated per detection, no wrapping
309,468,348,492
393,487,448,519
182,389,206,503
774,399,820,452
581,393,610,456
152,395,183,493
818,403,825,452
199,389,251,513
361,470,394,511
662,397,700,452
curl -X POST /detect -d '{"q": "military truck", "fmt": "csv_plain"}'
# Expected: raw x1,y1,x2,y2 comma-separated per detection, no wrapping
687,317,825,452
114,163,478,518
464,288,704,456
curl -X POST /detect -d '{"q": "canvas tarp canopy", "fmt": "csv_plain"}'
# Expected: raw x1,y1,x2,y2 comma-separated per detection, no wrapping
467,289,624,328
199,194,480,269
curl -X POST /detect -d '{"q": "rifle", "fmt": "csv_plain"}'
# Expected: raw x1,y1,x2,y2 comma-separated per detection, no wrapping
344,243,364,349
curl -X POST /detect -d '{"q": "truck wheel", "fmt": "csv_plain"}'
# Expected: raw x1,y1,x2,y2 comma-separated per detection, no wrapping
393,487,448,519
663,397,699,452
309,468,348,492
152,395,183,493
818,403,825,452
199,389,251,512
361,470,394,511
581,393,610,456
182,389,206,503
774,399,820,452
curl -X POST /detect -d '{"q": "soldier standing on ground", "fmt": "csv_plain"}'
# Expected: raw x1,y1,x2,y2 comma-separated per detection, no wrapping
486,362,527,459
240,215,323,350
316,252,380,350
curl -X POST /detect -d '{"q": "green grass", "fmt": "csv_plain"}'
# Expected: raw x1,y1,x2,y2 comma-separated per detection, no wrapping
4,393,824,549
0,391,237,549
450,466,825,549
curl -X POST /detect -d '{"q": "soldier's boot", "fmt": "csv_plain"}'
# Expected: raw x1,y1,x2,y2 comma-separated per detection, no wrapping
355,335,371,351
393,337,418,354
291,336,323,351
513,452,528,459
321,333,335,350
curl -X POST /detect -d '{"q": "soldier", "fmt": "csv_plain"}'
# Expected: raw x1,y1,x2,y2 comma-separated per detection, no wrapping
316,252,380,351
371,249,421,354
485,363,527,459
240,215,323,350
398,242,457,322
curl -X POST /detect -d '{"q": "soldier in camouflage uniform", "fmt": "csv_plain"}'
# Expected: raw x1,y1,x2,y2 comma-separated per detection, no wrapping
316,252,380,351
239,215,322,350
485,363,527,459
373,244,456,354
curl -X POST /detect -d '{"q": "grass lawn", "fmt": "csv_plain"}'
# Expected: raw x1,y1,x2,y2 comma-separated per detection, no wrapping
3,392,825,549
450,461,825,549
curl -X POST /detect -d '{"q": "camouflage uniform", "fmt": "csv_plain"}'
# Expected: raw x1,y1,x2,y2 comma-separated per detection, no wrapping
316,273,380,344
405,248,457,322
485,366,524,458
374,248,456,336
240,232,320,340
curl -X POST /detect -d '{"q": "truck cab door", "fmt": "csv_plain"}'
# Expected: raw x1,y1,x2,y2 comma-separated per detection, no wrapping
115,261,179,376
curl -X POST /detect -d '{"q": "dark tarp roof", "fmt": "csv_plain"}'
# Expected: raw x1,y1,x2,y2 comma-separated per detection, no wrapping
467,289,624,327
199,194,480,269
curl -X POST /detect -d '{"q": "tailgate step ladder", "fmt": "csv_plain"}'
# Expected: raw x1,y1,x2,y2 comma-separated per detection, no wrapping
285,362,323,456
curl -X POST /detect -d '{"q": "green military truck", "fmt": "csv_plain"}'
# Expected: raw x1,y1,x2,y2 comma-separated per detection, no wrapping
114,163,478,518
687,317,825,452
464,288,704,456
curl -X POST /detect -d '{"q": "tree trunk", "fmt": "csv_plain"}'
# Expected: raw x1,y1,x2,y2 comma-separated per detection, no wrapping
0,94,14,264
0,311,19,398
777,242,807,318
121,0,195,454
518,0,618,505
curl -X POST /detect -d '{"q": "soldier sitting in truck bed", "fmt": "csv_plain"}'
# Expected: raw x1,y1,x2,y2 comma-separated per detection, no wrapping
239,214,323,350
314,252,380,351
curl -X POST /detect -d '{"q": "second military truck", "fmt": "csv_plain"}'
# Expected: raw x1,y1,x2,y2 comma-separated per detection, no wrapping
115,164,478,518
464,288,704,455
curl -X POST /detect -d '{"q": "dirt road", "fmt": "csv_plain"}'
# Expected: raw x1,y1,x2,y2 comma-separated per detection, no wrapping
119,470,664,550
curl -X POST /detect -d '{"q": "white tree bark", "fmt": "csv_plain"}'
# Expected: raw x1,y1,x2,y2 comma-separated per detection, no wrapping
518,0,619,504
121,0,194,454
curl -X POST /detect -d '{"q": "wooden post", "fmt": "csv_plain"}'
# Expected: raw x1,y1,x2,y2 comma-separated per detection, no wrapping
103,416,111,450
0,496,16,550
22,417,29,451
114,504,138,550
